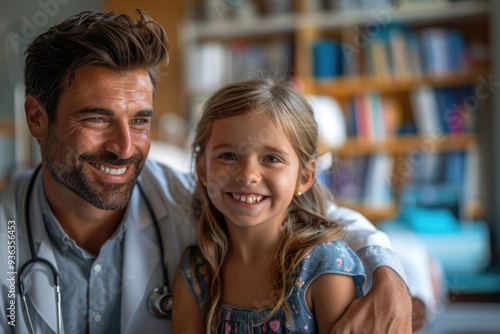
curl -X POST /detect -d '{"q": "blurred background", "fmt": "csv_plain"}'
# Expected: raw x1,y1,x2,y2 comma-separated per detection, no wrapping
1,0,500,332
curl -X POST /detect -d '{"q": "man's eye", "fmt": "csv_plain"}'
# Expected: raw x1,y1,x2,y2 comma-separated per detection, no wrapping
87,117,104,123
132,119,150,126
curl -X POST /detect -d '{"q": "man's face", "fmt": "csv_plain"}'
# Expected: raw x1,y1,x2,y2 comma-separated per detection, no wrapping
42,65,153,210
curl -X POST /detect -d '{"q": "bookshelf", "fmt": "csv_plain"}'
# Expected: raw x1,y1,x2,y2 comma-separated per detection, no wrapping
311,66,490,98
299,1,489,223
181,0,490,223
487,0,500,268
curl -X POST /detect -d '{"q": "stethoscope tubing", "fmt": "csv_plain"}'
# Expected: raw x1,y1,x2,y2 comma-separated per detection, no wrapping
17,165,170,333
19,165,63,334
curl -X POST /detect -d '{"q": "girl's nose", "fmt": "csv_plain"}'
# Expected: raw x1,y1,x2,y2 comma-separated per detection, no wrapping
236,160,261,185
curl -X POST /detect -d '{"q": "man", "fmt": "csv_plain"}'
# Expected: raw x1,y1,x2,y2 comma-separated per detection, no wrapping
0,9,412,333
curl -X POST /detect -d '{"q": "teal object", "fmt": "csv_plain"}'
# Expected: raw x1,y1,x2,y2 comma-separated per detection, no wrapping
381,220,490,275
400,207,460,234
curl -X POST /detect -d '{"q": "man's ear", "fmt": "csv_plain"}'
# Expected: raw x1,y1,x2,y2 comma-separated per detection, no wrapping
296,159,317,195
25,95,48,140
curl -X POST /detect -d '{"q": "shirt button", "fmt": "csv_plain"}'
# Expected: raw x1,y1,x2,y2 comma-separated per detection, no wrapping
94,264,102,273
61,240,72,252
94,314,101,323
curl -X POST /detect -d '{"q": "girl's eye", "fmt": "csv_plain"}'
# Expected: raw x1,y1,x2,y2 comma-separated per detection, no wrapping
264,155,281,163
220,153,237,160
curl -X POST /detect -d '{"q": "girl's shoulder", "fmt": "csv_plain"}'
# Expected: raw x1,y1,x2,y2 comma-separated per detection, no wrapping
295,241,365,296
302,241,364,274
179,245,207,272
179,245,210,304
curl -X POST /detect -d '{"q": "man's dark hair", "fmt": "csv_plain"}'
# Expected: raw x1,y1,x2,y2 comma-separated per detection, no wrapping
24,9,169,122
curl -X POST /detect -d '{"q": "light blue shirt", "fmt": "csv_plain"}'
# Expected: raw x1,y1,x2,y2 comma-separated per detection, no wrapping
39,180,125,334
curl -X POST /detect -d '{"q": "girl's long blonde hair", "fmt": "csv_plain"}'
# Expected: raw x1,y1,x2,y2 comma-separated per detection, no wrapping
192,77,344,332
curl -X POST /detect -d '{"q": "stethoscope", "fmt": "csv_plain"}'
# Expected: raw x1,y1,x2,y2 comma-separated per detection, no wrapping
18,165,173,334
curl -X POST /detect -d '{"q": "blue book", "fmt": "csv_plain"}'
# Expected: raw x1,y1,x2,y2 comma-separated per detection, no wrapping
447,29,466,70
444,151,465,186
312,39,342,79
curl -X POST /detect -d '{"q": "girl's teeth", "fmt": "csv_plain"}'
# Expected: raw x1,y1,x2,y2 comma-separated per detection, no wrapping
232,194,263,204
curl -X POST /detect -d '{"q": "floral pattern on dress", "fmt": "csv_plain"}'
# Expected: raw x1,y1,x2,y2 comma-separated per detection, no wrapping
180,241,365,334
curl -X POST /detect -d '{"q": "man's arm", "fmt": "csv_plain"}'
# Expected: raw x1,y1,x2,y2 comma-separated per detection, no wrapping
328,204,407,289
332,266,412,334
329,204,413,333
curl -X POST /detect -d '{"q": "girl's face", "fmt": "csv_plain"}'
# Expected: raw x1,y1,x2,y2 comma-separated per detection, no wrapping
199,113,314,231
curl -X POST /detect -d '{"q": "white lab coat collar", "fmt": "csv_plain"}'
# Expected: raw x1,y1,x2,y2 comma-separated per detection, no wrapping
120,184,166,332
23,169,62,333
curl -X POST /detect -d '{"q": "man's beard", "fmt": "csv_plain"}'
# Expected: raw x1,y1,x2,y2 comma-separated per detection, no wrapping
44,129,145,210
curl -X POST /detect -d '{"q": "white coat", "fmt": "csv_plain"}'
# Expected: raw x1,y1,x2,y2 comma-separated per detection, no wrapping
0,160,196,333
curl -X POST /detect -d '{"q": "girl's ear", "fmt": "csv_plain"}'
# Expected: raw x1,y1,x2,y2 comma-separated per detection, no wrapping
196,159,207,186
25,95,48,140
296,159,316,195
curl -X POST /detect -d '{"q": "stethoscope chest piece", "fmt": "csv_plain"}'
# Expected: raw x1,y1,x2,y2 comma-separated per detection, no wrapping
148,286,173,319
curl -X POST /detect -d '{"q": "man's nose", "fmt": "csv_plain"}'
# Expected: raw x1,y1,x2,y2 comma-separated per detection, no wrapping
104,121,133,159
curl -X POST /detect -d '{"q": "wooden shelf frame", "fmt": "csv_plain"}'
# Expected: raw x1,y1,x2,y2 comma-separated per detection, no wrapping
310,66,491,98
322,133,478,157
185,0,488,40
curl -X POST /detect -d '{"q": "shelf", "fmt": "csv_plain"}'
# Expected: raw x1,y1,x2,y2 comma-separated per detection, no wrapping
337,196,483,224
336,201,398,223
310,66,491,98
184,13,299,40
321,133,477,157
185,0,488,40
304,0,488,30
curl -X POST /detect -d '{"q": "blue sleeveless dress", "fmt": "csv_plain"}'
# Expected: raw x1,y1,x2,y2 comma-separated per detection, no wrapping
179,241,365,333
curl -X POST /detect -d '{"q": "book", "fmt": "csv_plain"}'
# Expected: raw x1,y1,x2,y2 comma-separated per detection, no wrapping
332,156,369,202
462,147,481,219
312,39,342,79
420,28,467,74
186,42,231,92
410,85,442,136
363,153,394,205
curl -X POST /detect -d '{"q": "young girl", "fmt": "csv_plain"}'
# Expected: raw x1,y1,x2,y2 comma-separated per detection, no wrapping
172,77,365,333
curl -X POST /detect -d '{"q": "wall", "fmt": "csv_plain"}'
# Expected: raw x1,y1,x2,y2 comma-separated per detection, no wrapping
1,0,103,118
0,0,103,178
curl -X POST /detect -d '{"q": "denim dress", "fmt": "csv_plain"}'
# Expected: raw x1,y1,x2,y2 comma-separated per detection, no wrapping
179,241,365,333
